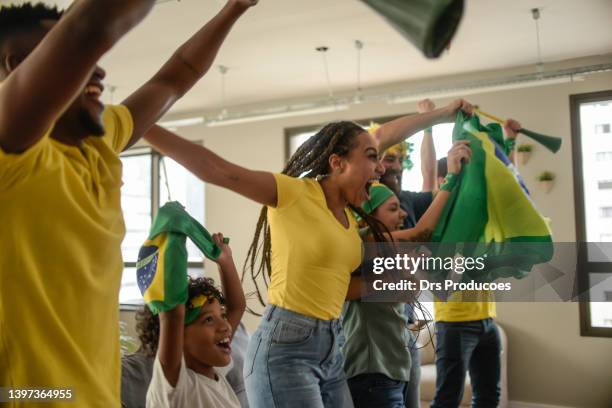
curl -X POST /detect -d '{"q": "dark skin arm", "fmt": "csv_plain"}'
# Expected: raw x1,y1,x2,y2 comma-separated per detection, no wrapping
0,0,156,153
144,125,277,206
122,0,257,149
212,233,246,334
156,233,245,386
157,304,186,387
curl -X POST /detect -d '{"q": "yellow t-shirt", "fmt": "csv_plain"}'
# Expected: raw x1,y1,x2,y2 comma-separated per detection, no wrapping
434,291,496,322
0,105,133,408
267,174,362,320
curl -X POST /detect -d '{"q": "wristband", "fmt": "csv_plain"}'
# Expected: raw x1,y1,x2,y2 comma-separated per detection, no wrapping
440,173,459,192
424,127,433,134
504,138,516,153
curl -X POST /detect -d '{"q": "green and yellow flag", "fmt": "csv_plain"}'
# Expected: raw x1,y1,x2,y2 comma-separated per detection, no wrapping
432,112,553,281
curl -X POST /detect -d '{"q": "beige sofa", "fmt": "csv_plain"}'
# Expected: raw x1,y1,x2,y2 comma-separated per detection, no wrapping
415,322,508,408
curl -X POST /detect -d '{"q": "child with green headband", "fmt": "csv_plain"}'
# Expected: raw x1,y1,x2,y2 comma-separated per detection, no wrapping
343,137,470,407
137,233,246,408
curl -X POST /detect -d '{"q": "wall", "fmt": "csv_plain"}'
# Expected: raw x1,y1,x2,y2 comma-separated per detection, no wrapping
122,58,612,407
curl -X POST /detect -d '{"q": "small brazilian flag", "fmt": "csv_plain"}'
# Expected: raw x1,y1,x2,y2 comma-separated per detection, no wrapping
432,112,553,281
136,202,226,315
137,232,189,314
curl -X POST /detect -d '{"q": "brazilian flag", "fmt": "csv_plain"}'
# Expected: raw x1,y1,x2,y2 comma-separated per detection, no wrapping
431,112,553,281
136,202,225,315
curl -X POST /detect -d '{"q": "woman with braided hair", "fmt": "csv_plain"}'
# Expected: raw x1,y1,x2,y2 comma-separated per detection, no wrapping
143,98,472,407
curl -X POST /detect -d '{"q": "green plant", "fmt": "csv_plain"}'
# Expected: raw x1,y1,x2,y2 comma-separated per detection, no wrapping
537,171,555,181
517,143,534,152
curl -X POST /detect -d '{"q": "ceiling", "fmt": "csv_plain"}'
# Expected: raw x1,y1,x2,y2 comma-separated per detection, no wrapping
4,0,612,114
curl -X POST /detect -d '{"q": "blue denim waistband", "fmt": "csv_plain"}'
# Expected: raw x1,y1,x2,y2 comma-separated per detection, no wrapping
264,304,341,330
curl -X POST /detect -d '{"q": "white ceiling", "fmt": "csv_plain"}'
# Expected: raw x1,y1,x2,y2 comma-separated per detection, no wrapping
5,0,612,113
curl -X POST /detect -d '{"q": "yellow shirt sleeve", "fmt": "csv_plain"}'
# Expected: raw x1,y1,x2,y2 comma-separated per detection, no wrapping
101,104,134,153
272,173,305,209
0,135,50,192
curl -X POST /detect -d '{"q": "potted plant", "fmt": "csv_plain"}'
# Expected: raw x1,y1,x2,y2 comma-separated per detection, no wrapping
537,171,555,193
517,144,534,165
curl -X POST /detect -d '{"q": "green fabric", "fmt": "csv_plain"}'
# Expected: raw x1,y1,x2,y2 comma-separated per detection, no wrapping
136,201,228,320
503,138,516,156
360,0,464,58
362,183,395,214
149,201,227,260
341,301,411,382
440,172,459,192
430,112,553,281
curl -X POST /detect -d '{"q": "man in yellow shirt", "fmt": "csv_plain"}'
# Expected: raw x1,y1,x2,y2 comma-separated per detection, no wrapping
431,121,520,408
0,1,256,407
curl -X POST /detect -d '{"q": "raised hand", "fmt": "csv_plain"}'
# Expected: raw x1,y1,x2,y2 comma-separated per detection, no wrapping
444,98,474,121
212,232,233,268
417,98,436,114
230,0,258,9
446,140,472,174
503,119,522,140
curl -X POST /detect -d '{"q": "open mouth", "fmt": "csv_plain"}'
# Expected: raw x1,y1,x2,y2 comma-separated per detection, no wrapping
364,177,378,200
215,337,232,354
84,83,104,100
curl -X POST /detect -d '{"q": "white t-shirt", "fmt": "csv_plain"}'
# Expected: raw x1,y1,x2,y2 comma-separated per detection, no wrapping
146,356,241,408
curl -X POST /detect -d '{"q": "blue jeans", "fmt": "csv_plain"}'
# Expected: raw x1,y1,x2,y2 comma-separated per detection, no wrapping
348,373,406,408
244,305,353,408
404,332,421,408
431,319,501,408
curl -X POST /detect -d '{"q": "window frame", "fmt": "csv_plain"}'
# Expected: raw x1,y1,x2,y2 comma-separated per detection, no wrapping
119,145,204,310
284,115,401,161
570,89,612,337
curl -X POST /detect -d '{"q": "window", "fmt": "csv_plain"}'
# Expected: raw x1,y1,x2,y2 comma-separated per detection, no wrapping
285,117,455,193
119,147,205,307
600,207,612,217
596,152,612,161
594,124,611,134
599,180,612,190
570,90,612,337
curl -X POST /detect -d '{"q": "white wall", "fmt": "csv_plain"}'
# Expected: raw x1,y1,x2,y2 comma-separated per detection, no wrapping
124,58,612,407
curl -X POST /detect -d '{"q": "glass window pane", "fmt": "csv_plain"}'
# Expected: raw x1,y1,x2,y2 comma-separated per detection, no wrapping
579,101,612,253
289,131,315,158
119,267,143,306
401,123,454,192
120,154,152,263
589,273,612,328
159,156,205,262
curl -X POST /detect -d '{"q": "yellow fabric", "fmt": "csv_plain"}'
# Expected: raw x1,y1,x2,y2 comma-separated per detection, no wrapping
474,131,551,242
0,105,133,408
267,174,362,320
434,291,496,322
139,233,170,305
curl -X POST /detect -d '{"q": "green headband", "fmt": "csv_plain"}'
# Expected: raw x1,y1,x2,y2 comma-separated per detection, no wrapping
361,183,395,214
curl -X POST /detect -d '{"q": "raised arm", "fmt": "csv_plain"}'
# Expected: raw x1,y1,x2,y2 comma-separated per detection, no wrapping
0,0,155,153
417,99,437,192
122,0,257,149
145,125,277,206
504,119,521,165
393,140,471,241
157,304,185,387
376,99,473,153
212,233,245,335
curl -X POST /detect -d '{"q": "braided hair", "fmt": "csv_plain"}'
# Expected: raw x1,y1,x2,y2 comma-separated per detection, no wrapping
242,121,392,315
